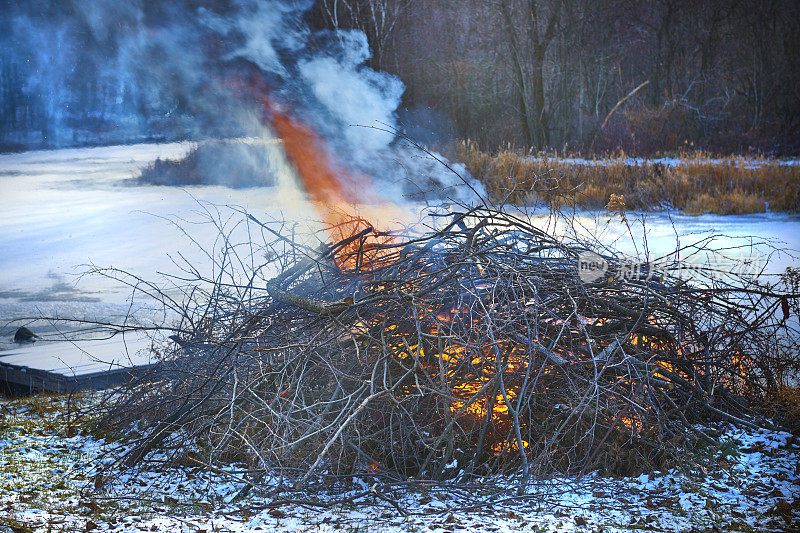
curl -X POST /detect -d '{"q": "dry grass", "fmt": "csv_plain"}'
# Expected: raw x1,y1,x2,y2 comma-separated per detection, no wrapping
765,385,800,434
458,141,800,214
0,392,89,439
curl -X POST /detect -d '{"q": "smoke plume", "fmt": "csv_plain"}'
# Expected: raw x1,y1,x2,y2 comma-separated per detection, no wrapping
0,0,483,204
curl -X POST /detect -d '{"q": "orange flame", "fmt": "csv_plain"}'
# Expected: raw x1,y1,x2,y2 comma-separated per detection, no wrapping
256,94,357,208
245,78,397,268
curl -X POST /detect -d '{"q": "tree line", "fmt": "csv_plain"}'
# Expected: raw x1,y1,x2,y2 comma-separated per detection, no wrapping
1,1,797,155
311,0,800,155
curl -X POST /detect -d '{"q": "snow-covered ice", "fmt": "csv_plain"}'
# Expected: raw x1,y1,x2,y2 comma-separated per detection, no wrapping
2,143,798,309
0,142,319,305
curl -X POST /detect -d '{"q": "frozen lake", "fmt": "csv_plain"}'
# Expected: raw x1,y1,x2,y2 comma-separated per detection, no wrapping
1,142,799,353
0,142,322,355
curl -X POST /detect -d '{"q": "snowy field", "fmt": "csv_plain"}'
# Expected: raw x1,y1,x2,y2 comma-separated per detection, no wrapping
0,394,798,532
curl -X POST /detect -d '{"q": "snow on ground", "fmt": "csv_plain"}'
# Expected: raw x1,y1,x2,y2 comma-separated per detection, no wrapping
0,394,798,532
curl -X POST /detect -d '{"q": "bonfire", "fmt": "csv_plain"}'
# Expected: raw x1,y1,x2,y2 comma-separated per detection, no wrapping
91,83,798,492
93,205,795,489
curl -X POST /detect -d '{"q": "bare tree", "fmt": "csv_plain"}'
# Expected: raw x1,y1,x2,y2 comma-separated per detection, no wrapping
497,0,562,149
319,0,412,69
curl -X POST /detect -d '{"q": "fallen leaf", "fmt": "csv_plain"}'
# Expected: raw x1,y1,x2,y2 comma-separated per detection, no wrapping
770,498,800,517
81,500,100,513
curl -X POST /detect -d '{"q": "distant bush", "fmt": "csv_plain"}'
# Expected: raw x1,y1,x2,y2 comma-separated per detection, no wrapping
139,140,278,188
581,99,800,158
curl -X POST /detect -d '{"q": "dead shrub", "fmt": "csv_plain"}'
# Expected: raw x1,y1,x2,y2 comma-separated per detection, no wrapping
139,139,278,188
765,385,800,434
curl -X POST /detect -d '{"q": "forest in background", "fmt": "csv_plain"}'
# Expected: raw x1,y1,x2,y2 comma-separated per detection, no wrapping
310,0,800,156
1,0,798,155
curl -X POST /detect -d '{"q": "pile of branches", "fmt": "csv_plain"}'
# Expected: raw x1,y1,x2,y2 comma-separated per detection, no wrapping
97,206,796,487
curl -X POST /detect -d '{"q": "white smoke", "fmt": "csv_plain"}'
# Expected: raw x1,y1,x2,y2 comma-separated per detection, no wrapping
298,30,404,156
206,0,484,204
2,0,485,204
201,1,308,78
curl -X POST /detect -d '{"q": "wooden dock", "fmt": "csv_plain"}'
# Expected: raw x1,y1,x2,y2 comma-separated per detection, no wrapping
0,332,156,394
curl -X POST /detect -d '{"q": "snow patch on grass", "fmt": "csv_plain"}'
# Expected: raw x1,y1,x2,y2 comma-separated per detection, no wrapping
1,394,798,532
